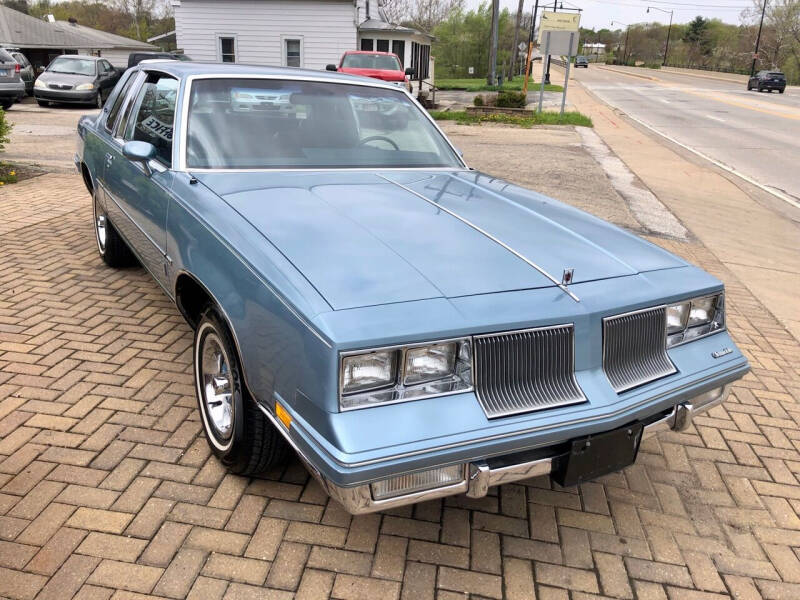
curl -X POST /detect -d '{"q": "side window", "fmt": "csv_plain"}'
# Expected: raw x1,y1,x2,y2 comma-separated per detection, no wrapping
105,73,137,133
101,60,112,73
122,73,178,166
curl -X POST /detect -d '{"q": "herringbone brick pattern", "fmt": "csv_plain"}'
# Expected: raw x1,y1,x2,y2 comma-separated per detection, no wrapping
1,173,799,600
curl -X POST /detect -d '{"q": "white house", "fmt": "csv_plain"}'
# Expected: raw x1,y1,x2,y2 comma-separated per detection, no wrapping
171,0,434,84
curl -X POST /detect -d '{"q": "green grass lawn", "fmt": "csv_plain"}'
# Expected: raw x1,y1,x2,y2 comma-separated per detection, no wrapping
430,110,593,128
436,78,564,93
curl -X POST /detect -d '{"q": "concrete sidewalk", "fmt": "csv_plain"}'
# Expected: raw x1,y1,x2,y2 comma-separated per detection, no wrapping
564,74,800,344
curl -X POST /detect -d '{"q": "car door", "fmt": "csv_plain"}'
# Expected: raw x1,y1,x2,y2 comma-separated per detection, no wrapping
96,60,115,100
103,71,178,290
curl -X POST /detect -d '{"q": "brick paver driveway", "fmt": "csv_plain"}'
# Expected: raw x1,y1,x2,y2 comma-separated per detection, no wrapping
2,119,800,600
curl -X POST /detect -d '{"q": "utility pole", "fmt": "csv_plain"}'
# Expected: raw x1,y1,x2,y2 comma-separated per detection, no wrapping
488,0,500,86
612,21,630,65
750,0,768,77
647,7,673,66
508,0,525,80
522,0,540,95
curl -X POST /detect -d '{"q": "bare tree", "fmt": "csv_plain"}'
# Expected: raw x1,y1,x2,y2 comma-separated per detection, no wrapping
382,0,465,32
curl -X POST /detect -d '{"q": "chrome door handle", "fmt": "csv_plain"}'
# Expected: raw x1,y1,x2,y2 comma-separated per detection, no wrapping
105,153,113,167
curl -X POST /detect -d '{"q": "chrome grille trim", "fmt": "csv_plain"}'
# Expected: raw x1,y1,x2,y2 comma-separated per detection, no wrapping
474,325,586,419
603,306,677,393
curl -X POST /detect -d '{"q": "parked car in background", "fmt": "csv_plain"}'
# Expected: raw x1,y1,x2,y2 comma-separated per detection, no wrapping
575,55,589,68
6,49,34,95
128,51,192,68
0,48,25,109
76,62,749,515
34,55,121,108
327,51,414,91
747,70,786,93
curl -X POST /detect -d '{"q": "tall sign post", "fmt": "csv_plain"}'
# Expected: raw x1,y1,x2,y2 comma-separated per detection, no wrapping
537,30,579,114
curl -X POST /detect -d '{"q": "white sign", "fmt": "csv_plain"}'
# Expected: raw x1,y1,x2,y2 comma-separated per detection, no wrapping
538,12,581,43
540,30,580,57
468,66,474,75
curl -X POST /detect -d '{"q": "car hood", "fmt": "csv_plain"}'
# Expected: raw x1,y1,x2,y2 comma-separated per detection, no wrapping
194,170,686,310
339,67,406,82
39,72,93,85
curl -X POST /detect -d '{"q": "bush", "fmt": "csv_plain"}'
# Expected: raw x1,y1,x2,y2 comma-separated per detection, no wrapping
0,108,12,153
495,90,527,108
473,94,484,107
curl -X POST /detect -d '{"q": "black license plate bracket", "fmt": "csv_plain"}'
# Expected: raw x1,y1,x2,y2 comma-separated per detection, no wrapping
553,423,643,487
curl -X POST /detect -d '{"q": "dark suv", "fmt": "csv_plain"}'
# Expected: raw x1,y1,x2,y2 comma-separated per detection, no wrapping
127,52,191,68
747,71,786,93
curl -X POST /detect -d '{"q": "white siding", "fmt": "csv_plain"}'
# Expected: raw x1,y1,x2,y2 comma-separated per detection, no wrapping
174,0,357,71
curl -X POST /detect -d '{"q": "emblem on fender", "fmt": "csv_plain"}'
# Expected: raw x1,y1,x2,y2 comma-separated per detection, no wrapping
561,268,574,286
712,347,732,358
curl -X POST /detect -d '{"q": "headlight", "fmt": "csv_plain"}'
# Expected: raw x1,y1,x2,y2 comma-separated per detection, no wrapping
75,83,95,91
34,79,46,89
667,293,724,348
340,338,472,410
341,351,397,395
404,343,457,385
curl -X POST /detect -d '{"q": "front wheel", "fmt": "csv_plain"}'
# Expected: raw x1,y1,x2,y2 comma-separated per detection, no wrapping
36,99,49,107
194,307,290,475
0,100,12,110
93,188,137,267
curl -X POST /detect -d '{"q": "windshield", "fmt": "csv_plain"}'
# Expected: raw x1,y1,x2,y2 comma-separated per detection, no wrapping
342,54,402,71
48,57,95,76
186,78,462,170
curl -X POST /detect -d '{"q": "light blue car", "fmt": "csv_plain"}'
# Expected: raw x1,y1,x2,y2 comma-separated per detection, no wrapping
75,62,749,514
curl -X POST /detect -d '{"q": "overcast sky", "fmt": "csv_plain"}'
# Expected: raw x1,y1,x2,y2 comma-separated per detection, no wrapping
464,0,754,31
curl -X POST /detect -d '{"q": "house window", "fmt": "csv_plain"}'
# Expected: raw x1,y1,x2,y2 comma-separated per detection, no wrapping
360,38,373,51
411,42,430,79
376,39,389,52
284,38,302,68
219,36,236,63
392,40,405,66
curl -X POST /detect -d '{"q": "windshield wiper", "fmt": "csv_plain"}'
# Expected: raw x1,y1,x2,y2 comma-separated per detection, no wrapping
50,70,91,76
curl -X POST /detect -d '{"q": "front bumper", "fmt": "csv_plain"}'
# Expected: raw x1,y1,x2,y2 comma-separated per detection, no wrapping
268,384,732,514
35,89,96,103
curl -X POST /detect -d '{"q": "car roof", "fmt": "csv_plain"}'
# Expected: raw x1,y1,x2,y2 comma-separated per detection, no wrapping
343,51,397,56
53,54,103,61
131,60,401,88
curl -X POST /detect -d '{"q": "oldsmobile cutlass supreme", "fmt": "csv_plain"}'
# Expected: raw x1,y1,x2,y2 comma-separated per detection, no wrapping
75,62,749,514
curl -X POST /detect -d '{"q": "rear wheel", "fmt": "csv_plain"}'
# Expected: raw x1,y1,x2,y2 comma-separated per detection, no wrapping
779,89,785,94
194,307,290,475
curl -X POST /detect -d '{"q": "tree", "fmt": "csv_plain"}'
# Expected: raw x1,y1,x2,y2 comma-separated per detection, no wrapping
383,0,465,33
683,16,713,64
2,0,30,14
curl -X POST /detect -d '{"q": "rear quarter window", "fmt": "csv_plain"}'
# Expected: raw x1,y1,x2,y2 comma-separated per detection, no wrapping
0,49,14,62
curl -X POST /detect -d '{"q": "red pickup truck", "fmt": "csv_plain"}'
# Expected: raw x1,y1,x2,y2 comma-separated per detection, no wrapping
327,51,414,91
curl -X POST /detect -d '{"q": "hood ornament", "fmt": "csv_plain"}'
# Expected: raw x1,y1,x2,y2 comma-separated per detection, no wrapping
561,268,574,286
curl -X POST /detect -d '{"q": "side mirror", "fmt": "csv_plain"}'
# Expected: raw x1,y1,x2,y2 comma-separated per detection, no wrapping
405,67,416,77
36,66,45,74
326,64,338,71
122,141,157,175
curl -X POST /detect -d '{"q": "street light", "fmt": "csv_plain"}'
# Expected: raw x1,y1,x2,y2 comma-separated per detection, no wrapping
611,21,630,65
647,7,673,66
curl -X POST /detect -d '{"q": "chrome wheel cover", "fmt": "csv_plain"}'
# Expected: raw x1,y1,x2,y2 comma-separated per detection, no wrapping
200,332,234,440
93,198,107,254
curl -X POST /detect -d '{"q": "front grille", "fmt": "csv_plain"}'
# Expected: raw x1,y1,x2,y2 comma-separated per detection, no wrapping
474,325,586,419
603,306,676,393
49,83,72,90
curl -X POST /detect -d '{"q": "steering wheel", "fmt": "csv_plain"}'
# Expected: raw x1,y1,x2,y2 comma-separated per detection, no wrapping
359,135,399,150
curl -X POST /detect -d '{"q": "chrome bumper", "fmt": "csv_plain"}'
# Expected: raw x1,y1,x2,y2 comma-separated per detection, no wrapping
322,385,729,514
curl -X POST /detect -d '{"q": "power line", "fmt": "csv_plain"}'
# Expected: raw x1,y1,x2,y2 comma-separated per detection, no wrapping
578,0,748,11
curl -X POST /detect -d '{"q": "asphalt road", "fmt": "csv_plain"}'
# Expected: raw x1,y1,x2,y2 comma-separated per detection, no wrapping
572,65,800,205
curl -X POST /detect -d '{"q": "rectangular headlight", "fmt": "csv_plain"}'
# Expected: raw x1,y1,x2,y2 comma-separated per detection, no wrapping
371,465,465,501
404,342,457,385
667,293,724,348
341,351,397,395
340,338,472,410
